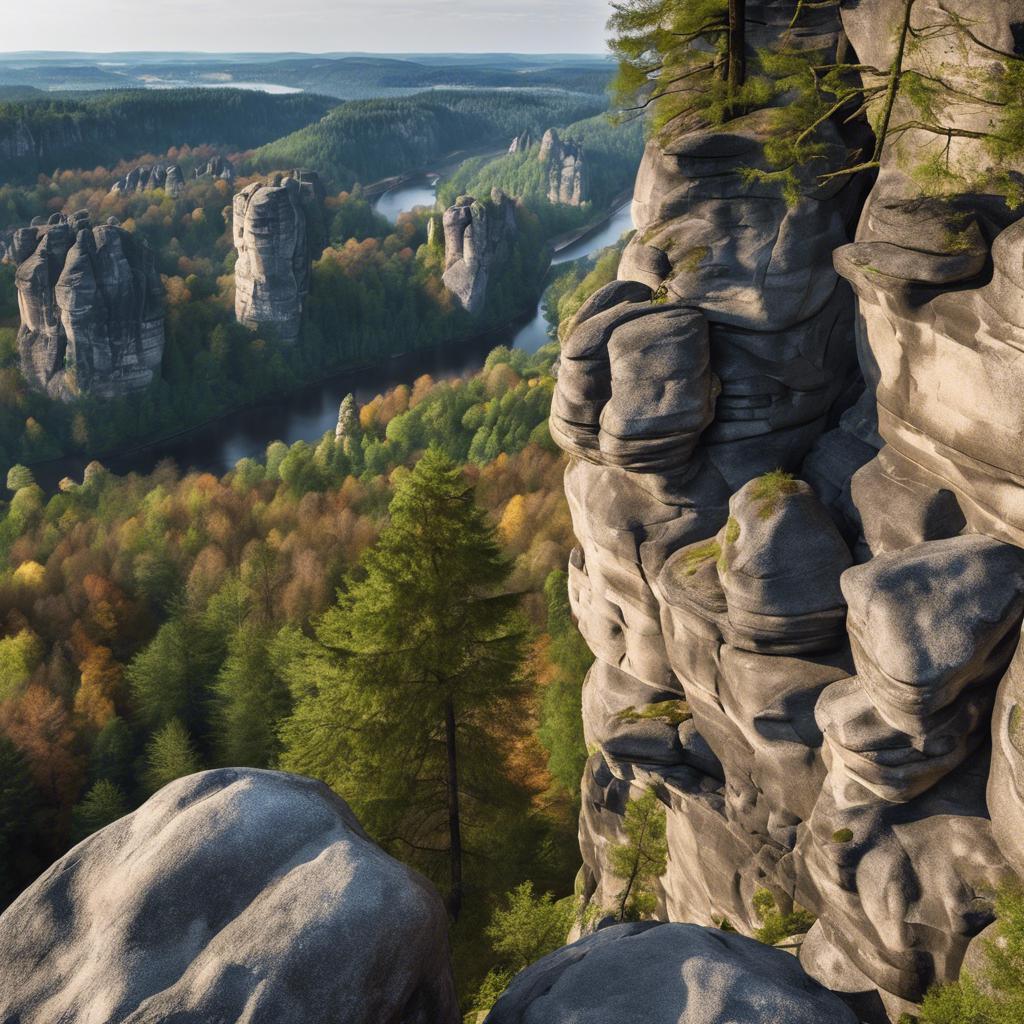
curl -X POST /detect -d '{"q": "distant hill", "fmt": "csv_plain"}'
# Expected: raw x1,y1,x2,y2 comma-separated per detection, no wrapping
0,88,338,180
248,89,609,188
0,54,615,100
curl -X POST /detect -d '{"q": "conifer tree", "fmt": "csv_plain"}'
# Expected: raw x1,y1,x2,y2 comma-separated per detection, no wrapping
144,718,201,794
0,736,39,907
609,787,668,922
71,779,128,842
279,447,528,920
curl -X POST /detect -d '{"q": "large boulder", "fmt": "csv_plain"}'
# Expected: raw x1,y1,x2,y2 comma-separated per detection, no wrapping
484,921,859,1024
0,768,459,1024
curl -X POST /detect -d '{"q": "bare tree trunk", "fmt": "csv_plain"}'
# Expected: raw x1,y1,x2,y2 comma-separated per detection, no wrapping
728,0,746,93
445,696,463,921
872,0,916,162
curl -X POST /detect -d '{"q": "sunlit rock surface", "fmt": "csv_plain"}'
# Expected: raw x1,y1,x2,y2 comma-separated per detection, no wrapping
484,922,858,1024
550,2,1024,1019
13,211,164,400
233,170,324,345
441,189,517,314
111,162,185,197
0,769,459,1024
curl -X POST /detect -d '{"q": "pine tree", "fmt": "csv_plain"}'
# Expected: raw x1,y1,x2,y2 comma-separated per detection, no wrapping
0,735,39,907
609,787,668,922
212,625,291,768
71,779,128,842
754,1,1024,201
144,718,201,794
280,447,528,920
608,0,762,130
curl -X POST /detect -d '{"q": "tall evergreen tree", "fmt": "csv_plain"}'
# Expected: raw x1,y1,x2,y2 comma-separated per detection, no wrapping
280,447,528,920
0,735,39,908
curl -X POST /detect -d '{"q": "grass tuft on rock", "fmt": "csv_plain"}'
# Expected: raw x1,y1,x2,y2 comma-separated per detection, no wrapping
616,700,692,727
750,469,799,519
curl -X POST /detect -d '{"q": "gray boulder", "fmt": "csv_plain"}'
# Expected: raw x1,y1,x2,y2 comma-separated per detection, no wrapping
485,922,858,1024
0,768,459,1024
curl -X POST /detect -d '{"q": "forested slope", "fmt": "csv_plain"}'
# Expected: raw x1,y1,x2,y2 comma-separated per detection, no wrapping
248,90,608,188
0,89,338,180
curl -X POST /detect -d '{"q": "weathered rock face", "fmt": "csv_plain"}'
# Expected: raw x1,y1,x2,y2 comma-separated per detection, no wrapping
538,128,587,207
509,130,533,154
13,211,165,400
485,922,859,1024
440,189,517,314
194,154,235,181
0,769,459,1024
553,2,1024,1020
111,163,185,197
233,170,324,345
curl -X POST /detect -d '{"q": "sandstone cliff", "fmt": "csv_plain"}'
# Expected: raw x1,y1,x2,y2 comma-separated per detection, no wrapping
539,128,587,207
439,189,517,315
552,3,1024,1022
13,212,165,400
233,170,324,345
111,163,185,197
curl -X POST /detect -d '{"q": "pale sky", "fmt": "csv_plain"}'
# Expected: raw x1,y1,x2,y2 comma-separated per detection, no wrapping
4,0,612,55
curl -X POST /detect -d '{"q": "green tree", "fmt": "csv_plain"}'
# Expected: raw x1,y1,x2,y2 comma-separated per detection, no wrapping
537,570,592,800
472,881,575,1015
212,625,291,767
71,779,129,842
280,447,528,920
752,887,816,946
753,1,1024,201
144,718,201,794
0,735,39,908
918,886,1024,1024
609,787,668,922
609,0,758,130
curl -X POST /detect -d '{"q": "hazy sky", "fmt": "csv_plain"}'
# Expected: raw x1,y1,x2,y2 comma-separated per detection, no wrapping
5,0,612,54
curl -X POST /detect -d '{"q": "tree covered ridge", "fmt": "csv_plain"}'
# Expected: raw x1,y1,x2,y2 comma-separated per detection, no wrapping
0,89,338,182
248,90,610,190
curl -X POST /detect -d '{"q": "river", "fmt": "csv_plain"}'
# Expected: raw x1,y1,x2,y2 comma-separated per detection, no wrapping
33,183,634,489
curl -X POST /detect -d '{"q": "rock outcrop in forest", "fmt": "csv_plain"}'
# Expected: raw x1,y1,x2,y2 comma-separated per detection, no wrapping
439,189,517,314
552,2,1024,1021
194,155,235,181
539,127,587,207
110,162,185,197
233,170,325,345
0,770,459,1024
12,212,165,400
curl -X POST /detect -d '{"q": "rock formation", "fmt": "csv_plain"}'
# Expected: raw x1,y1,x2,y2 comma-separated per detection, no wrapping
509,130,533,154
0,769,459,1024
193,155,235,181
111,163,185,197
12,211,165,400
233,170,325,345
485,922,858,1024
539,128,587,207
551,2,1024,1020
440,189,517,315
